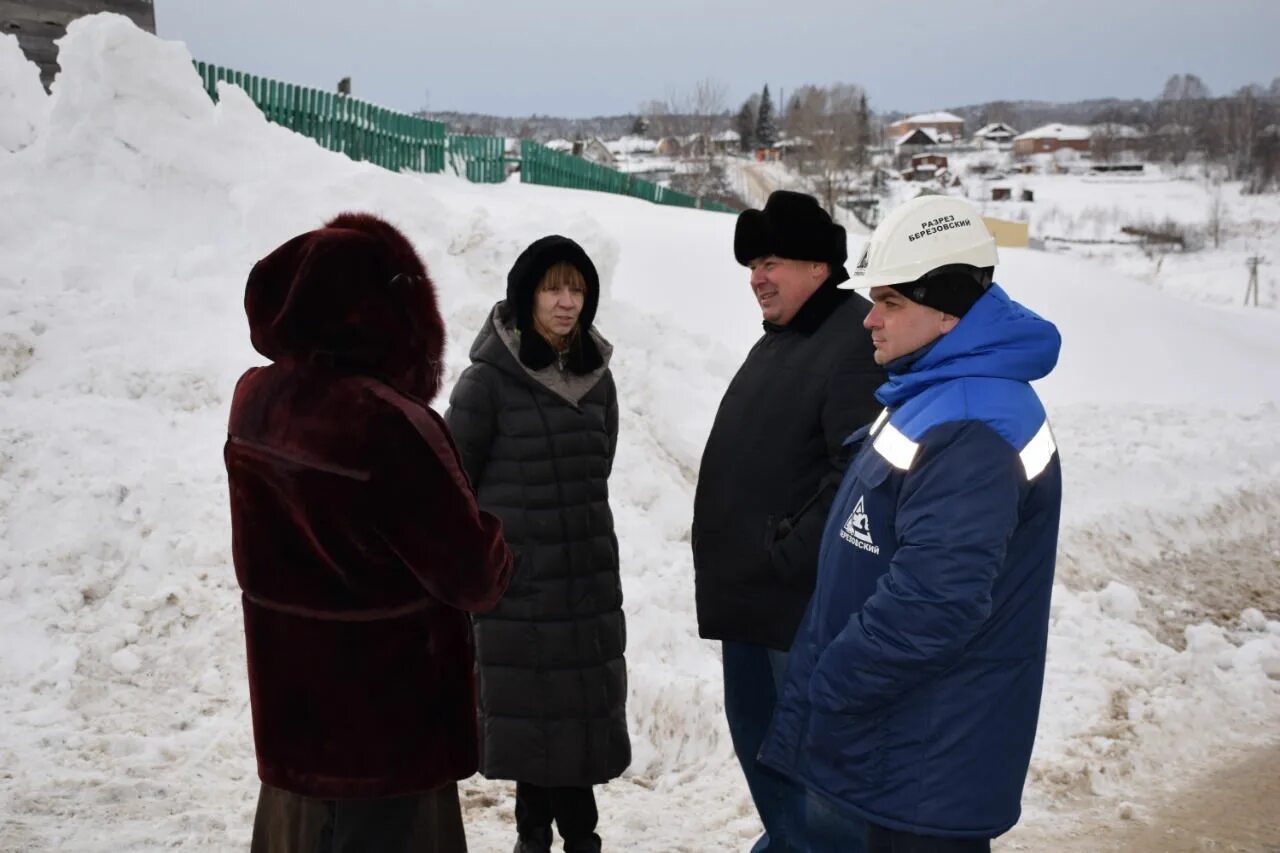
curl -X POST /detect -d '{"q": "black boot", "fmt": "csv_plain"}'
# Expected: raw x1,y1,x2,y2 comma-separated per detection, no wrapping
513,826,553,853
563,833,602,853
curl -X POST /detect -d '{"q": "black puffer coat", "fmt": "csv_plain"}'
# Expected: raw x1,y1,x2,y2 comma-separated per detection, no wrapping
444,237,629,787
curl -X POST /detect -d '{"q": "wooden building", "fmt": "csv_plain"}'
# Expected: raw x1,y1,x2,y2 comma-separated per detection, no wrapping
1012,123,1091,156
887,111,964,140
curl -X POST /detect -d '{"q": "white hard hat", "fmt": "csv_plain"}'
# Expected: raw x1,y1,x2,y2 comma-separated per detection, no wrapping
840,195,998,290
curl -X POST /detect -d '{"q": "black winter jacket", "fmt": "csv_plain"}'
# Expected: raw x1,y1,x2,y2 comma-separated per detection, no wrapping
444,304,629,787
692,280,884,651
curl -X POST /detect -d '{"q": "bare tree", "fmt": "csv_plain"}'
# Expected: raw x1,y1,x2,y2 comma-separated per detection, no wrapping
979,100,1018,128
783,85,825,173
1206,180,1226,248
1091,124,1119,163
1205,89,1262,182
638,98,674,139
1161,73,1211,102
1090,105,1145,164
784,83,867,215
679,77,728,198
690,77,728,148
658,78,736,203
1230,87,1260,182
1254,125,1280,193
1154,74,1213,165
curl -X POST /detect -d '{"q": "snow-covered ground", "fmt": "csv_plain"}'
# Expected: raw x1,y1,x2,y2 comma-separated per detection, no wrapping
1,17,1278,852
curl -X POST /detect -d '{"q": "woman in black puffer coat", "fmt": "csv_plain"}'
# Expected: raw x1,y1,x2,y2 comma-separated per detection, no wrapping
445,236,629,853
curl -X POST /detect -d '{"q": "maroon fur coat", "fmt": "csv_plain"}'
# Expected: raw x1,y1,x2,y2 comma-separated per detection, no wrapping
225,213,512,799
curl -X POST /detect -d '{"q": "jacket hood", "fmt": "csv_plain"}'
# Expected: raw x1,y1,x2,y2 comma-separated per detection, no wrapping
506,235,601,332
876,284,1060,408
244,213,445,400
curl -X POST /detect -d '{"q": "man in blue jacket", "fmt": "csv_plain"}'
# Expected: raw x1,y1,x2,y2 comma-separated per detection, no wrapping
759,196,1063,853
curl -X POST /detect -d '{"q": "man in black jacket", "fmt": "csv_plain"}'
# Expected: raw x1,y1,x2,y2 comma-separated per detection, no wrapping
693,191,883,851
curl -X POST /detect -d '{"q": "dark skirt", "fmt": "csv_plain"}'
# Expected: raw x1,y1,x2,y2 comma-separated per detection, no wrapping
250,782,467,853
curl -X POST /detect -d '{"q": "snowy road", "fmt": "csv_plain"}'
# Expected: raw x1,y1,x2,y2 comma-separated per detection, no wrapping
1002,741,1280,851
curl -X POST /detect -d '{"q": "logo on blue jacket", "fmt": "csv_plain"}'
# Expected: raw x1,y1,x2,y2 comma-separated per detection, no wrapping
840,495,879,554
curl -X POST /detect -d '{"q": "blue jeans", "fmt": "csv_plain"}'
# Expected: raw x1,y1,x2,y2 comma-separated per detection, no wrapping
722,641,867,853
806,789,868,853
866,823,990,852
724,641,805,852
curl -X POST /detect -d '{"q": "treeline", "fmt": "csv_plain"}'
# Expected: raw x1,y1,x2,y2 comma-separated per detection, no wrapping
419,71,1280,194
948,73,1280,191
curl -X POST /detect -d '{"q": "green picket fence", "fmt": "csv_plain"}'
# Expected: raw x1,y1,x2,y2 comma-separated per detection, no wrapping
521,141,738,213
192,61,736,213
195,61,446,173
521,140,628,194
447,134,507,183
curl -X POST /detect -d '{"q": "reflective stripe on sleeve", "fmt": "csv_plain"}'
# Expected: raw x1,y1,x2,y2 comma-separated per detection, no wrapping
872,423,919,470
1020,420,1057,480
869,408,890,437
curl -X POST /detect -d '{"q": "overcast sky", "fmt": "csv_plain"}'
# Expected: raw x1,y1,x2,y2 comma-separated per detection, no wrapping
154,0,1278,118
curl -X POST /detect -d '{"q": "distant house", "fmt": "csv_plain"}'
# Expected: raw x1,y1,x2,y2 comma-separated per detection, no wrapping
606,135,657,156
655,136,684,156
683,132,713,157
544,138,574,153
895,128,940,156
974,122,1017,146
711,129,741,154
672,130,743,157
1154,123,1194,139
903,152,949,182
776,136,814,155
888,111,965,140
991,186,1034,201
1091,123,1145,141
1089,163,1145,174
903,163,939,182
1013,123,1091,155
576,137,615,166
1089,123,1147,162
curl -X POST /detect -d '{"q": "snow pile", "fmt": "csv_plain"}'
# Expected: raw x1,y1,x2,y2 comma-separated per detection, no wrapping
0,33,48,151
1,16,1279,851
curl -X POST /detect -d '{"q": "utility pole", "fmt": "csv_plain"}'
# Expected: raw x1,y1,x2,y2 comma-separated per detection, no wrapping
1244,256,1264,307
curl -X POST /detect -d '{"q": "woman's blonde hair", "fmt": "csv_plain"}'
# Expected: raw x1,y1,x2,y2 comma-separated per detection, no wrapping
537,261,587,293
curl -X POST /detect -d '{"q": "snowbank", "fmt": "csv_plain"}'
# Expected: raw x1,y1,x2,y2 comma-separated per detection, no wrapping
0,33,48,151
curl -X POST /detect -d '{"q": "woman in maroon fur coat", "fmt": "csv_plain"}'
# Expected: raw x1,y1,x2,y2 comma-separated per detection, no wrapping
225,213,513,853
